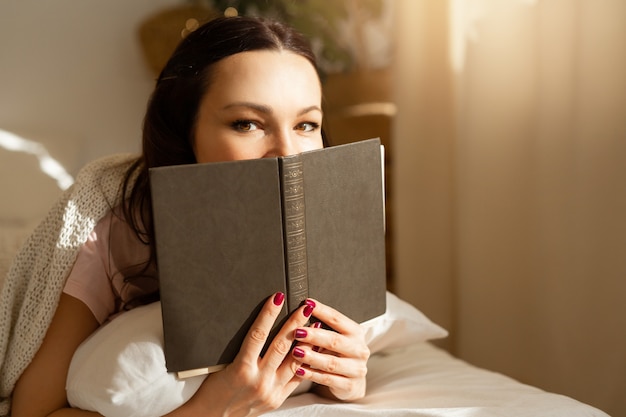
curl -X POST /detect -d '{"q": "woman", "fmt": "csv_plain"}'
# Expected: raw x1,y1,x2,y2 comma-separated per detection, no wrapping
8,16,369,416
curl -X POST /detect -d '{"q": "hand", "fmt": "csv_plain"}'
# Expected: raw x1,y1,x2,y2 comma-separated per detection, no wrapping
291,300,370,401
175,292,314,417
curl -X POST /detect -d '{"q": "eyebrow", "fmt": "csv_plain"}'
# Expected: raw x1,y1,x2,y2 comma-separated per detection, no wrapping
223,102,323,116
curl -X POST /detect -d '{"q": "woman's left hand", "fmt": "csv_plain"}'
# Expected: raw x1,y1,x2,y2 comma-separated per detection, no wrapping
291,299,370,401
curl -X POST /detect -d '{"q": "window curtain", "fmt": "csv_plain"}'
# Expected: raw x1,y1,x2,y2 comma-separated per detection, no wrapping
391,1,626,416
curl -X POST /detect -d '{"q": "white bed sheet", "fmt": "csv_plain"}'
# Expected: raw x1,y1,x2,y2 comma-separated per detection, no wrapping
269,342,609,417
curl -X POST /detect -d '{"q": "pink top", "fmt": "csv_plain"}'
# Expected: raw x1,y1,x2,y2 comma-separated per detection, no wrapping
63,208,158,324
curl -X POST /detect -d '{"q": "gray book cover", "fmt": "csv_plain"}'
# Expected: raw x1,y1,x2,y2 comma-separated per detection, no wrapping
150,138,387,376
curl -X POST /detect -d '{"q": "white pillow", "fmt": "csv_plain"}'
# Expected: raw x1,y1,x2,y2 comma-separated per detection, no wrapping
66,302,205,417
67,291,447,417
362,291,448,353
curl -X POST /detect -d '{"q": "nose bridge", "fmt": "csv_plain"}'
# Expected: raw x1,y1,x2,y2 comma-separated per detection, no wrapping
271,127,298,156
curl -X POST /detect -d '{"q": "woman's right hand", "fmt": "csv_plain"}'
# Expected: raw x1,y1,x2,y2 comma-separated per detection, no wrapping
167,292,313,417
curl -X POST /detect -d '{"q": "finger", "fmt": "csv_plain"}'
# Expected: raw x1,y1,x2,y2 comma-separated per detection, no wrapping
294,365,366,400
295,325,370,360
262,300,316,372
282,376,308,398
237,292,286,365
307,299,363,336
291,346,367,379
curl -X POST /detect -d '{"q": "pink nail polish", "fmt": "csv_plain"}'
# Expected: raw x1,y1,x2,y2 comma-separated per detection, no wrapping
296,368,306,377
273,292,285,306
303,304,314,317
304,299,316,308
293,347,306,358
295,329,308,339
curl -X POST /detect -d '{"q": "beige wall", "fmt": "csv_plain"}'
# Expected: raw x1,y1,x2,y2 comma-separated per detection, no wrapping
0,0,180,174
392,1,626,416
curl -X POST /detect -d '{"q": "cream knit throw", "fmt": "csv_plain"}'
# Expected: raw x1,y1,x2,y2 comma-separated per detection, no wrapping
0,153,137,416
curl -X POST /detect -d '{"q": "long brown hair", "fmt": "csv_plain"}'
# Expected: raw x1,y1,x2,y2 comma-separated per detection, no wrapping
119,16,326,303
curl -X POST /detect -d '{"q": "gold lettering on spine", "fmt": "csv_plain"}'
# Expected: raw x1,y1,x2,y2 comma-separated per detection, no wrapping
282,157,308,309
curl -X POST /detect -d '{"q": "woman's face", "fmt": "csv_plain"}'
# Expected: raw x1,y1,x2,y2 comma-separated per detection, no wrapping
193,50,324,163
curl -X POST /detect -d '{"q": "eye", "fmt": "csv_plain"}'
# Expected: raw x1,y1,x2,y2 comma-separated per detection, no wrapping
231,120,259,132
295,122,320,133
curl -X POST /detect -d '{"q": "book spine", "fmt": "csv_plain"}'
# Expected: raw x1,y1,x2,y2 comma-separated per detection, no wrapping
280,155,309,312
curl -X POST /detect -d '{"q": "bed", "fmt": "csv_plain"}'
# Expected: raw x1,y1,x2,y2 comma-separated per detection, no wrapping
0,138,610,417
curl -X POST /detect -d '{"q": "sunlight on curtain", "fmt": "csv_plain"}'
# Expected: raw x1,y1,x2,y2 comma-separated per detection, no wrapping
392,1,625,415
449,0,538,73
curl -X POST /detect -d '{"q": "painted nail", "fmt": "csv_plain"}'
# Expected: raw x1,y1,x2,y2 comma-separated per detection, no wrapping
304,299,316,308
295,329,308,339
273,292,285,306
303,304,314,317
296,368,306,377
293,347,306,358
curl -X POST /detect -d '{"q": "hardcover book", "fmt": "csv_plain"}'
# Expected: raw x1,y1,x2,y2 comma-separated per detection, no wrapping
150,138,387,378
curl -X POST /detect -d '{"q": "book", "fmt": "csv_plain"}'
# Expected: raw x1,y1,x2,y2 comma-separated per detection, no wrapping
150,138,387,378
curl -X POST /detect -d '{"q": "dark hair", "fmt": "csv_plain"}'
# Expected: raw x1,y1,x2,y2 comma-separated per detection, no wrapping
118,16,325,305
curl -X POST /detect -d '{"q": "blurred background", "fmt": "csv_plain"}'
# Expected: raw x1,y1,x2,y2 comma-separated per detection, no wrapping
0,1,624,416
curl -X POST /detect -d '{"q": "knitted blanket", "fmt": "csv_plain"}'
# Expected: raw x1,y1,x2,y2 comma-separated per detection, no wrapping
0,153,137,416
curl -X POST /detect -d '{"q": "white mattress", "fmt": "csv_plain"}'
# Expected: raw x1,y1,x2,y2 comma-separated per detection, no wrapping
269,342,609,417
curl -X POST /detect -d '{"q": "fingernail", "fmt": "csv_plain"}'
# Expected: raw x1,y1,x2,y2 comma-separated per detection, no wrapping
293,347,306,358
296,368,306,377
273,292,285,306
304,299,316,308
295,329,308,339
303,304,314,317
